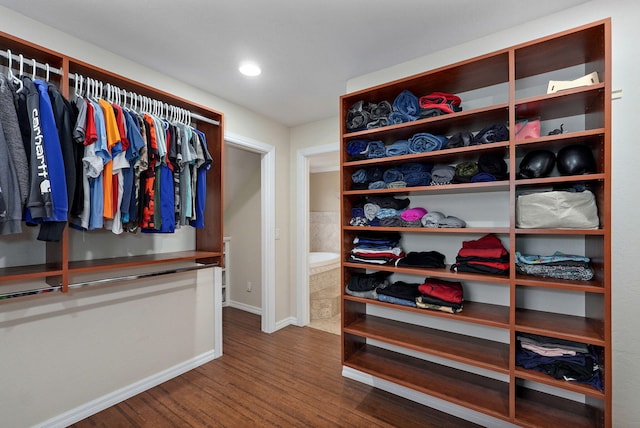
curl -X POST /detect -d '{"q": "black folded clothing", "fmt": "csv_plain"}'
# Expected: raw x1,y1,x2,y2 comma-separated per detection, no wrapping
376,281,422,301
396,251,446,268
347,271,392,292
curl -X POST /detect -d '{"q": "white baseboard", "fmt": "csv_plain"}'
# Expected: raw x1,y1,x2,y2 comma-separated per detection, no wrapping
37,350,219,428
228,300,262,315
275,316,297,331
341,366,518,428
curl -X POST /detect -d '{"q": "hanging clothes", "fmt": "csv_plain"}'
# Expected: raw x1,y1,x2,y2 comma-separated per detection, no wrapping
0,66,213,240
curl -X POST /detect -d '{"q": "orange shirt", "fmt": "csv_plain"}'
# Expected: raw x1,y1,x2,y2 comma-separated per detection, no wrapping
98,99,121,220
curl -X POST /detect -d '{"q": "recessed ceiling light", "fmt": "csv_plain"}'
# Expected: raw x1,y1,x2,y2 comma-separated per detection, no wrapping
239,61,261,77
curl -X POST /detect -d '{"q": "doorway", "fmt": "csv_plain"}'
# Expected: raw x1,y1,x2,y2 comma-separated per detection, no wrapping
224,132,276,333
295,143,340,331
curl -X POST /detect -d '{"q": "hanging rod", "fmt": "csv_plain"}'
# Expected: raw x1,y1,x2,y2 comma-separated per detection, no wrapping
68,263,217,289
0,263,217,301
0,285,62,301
69,73,220,127
0,49,63,77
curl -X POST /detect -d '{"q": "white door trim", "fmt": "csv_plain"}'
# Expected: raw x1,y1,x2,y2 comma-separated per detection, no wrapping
224,131,277,333
295,142,340,326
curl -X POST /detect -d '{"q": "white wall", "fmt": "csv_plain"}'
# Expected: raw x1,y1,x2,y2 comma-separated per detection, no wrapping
345,0,640,425
310,171,339,211
0,6,290,427
289,117,340,316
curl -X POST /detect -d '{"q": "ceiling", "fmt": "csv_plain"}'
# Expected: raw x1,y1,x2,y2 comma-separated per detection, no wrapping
0,0,591,127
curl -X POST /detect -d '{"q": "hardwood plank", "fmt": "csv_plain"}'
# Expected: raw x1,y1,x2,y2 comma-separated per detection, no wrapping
70,308,481,428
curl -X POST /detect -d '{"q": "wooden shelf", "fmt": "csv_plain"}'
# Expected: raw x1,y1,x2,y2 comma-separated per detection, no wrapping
513,128,605,148
344,344,510,420
515,274,604,292
0,263,63,283
343,262,511,285
515,368,604,399
515,308,605,346
344,295,510,329
68,251,220,273
514,228,605,236
343,180,510,196
340,19,611,427
344,315,509,373
515,173,605,186
515,386,604,428
343,226,510,235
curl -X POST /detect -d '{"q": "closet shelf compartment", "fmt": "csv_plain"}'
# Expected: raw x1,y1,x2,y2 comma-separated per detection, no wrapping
514,22,606,80
514,386,604,428
515,308,605,346
344,315,510,374
515,368,605,399
515,85,605,121
344,344,510,421
344,295,510,329
342,50,509,107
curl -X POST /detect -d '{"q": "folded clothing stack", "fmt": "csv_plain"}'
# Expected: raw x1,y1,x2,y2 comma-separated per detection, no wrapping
376,281,421,308
515,251,594,281
346,90,463,132
516,333,602,390
348,232,404,265
345,271,391,299
345,100,392,132
417,278,463,313
450,234,509,275
418,92,462,117
396,250,446,269
421,211,466,228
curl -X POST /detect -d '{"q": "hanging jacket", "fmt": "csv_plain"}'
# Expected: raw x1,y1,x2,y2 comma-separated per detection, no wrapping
0,74,29,205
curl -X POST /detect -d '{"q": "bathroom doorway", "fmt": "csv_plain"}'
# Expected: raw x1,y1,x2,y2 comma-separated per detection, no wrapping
295,143,340,334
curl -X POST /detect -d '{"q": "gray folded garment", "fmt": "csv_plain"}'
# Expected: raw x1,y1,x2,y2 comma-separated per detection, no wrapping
430,164,456,185
438,216,466,228
363,203,380,220
421,211,445,227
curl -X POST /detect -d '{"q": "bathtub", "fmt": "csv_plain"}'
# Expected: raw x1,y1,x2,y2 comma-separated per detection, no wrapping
309,252,340,275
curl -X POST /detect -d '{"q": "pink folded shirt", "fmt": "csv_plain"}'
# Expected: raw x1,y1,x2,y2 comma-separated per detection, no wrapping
400,207,428,222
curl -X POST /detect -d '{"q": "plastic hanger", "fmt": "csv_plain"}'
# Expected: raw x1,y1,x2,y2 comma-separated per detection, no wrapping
74,73,80,97
6,49,24,92
31,58,37,80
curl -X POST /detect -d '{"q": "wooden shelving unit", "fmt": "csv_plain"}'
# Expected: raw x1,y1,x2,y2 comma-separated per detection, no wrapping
339,19,611,427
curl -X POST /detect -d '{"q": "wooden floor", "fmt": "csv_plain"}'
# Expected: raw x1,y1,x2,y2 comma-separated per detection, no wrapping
71,307,481,427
